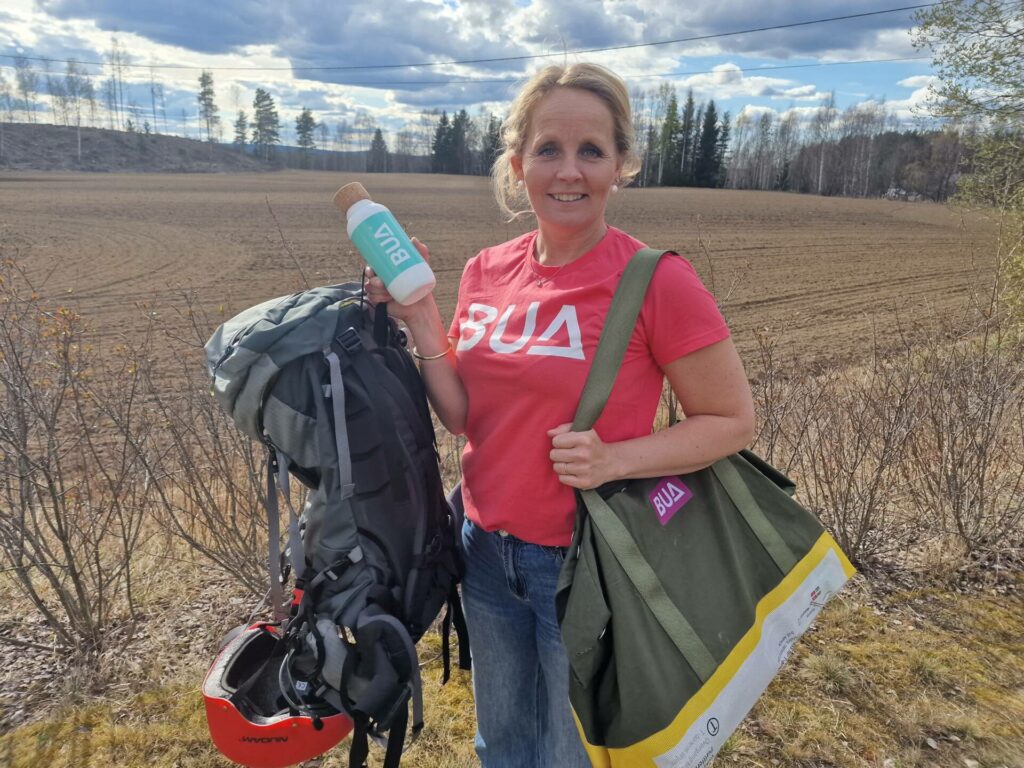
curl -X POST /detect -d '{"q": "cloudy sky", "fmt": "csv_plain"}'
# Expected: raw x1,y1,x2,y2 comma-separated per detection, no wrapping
0,0,941,144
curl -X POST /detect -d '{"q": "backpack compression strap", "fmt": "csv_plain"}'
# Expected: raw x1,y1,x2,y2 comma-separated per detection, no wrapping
265,448,306,621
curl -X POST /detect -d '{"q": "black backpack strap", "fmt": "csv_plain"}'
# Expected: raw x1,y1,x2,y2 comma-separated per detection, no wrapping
382,699,409,768
440,582,471,682
331,336,411,502
349,720,370,768
373,301,391,348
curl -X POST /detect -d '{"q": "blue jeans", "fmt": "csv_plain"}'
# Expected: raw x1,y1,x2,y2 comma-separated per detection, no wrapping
460,518,591,768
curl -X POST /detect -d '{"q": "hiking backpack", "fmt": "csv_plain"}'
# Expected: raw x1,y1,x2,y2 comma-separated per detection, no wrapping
204,282,469,768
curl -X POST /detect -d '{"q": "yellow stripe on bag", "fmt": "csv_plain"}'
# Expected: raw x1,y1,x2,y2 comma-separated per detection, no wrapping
577,533,855,767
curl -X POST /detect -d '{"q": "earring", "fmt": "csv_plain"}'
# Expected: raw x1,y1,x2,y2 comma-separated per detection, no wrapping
516,179,524,189
611,183,619,193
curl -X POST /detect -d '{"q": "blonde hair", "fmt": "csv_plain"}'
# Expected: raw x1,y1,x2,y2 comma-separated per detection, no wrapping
492,63,641,219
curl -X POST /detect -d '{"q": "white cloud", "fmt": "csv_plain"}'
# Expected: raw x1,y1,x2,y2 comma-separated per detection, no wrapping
897,75,937,88
668,63,828,104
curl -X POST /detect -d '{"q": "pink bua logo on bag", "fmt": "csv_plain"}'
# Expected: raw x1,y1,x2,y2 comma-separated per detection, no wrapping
649,477,693,525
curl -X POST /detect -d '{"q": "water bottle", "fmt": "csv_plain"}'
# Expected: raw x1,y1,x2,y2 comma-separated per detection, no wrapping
333,182,436,305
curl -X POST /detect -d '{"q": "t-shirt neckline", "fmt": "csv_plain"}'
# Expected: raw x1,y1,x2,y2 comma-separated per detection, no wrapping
525,226,618,280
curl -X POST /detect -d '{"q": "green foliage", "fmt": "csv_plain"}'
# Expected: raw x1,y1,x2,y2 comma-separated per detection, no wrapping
694,100,722,187
678,89,696,185
431,109,473,174
232,110,247,151
917,0,1024,323
481,113,502,174
295,107,317,167
367,127,389,172
431,110,451,173
196,70,219,142
250,88,280,161
658,90,681,185
914,0,1024,122
957,129,1024,320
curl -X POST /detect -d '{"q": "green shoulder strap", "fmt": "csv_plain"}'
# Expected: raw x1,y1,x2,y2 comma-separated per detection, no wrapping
571,247,666,432
571,247,720,681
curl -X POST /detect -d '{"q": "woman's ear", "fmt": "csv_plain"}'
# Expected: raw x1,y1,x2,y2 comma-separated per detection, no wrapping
510,152,523,181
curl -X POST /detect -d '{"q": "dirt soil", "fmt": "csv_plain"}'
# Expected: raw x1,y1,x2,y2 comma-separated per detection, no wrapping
0,170,994,373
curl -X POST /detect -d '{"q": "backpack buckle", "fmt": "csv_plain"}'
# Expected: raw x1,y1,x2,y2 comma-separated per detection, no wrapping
338,327,362,354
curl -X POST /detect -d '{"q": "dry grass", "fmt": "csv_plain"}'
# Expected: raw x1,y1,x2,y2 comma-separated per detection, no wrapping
1,573,1020,767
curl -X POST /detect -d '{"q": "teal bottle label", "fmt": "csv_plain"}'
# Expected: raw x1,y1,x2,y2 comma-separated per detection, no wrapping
350,210,421,286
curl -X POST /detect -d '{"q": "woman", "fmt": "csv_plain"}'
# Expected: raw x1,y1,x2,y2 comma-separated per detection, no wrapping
366,63,755,768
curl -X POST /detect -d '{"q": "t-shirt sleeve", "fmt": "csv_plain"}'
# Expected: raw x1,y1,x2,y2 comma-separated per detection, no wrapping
639,253,731,367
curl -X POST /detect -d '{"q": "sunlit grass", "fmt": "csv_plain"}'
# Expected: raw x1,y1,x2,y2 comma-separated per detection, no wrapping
3,576,1020,768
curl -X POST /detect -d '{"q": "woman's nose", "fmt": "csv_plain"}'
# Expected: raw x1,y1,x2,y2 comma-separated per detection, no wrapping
555,156,582,182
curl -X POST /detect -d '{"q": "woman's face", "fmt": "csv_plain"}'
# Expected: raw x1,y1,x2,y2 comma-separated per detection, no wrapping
512,87,624,239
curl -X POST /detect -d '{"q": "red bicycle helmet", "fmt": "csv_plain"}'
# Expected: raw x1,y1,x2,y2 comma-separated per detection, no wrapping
203,623,353,768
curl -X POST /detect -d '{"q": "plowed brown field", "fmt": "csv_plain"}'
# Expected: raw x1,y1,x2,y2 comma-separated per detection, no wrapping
0,170,994,371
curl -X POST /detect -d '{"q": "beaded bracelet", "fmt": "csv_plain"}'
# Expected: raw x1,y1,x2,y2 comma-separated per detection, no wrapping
412,346,452,361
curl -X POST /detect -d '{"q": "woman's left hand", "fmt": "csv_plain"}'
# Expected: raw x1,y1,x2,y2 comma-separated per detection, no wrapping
547,423,617,489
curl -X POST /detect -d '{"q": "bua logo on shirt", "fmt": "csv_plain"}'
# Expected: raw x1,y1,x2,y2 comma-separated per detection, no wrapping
457,302,585,360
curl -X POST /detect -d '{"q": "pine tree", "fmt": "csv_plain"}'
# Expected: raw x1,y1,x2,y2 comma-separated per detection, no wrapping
295,107,317,167
251,88,280,161
233,110,248,152
367,127,389,172
197,70,220,142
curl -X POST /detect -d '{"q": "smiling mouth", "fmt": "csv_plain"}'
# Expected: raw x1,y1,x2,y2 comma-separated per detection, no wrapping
550,193,586,202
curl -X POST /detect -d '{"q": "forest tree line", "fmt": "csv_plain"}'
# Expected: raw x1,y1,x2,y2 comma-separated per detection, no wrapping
0,48,993,202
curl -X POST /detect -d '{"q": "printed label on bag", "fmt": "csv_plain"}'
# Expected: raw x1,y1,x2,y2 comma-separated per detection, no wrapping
649,477,692,525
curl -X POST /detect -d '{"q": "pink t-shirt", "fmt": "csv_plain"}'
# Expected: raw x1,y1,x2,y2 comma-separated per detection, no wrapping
448,226,730,546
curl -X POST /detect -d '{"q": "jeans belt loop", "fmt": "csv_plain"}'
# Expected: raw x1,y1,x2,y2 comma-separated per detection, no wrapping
497,529,510,538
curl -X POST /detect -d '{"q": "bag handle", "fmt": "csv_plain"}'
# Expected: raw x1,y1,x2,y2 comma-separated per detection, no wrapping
571,248,668,432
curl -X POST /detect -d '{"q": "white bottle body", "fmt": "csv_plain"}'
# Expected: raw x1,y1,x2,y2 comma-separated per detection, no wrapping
345,199,435,305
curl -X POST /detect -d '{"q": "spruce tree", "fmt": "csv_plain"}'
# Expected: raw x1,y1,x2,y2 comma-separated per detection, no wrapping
233,110,248,152
694,101,720,187
368,127,389,172
659,93,681,186
450,110,472,174
431,111,451,173
481,114,502,175
715,112,731,188
678,90,696,185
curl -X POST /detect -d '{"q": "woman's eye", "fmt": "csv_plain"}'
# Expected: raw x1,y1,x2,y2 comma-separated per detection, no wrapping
537,145,557,157
581,145,603,158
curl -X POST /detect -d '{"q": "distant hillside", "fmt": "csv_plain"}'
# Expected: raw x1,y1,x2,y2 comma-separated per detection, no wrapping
0,122,275,173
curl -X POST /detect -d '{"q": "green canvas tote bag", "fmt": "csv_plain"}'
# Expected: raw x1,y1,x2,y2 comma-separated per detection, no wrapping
554,248,855,767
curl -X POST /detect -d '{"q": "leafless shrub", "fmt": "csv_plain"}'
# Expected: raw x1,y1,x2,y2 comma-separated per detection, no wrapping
792,352,920,564
748,327,827,476
903,323,1024,552
0,260,153,654
131,297,278,600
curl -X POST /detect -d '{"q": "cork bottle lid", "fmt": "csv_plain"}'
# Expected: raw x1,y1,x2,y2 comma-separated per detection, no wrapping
332,182,371,213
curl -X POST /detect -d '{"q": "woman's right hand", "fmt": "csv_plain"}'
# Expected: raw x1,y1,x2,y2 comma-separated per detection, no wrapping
364,237,434,323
